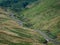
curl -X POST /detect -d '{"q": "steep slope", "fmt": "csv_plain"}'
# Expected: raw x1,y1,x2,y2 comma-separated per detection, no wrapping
14,0,60,42
0,8,47,45
0,0,60,45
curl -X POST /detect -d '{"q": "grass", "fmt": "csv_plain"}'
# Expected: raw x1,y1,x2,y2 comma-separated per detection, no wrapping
0,0,60,45
14,0,60,42
0,8,45,45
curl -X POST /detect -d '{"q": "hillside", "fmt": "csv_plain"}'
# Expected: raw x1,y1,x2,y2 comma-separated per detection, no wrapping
0,8,48,45
0,0,60,45
14,0,60,41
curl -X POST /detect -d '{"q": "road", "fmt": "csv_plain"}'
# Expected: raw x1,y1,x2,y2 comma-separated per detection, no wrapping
9,13,60,45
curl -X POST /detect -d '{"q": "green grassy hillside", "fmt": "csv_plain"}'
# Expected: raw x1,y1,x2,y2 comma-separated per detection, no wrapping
0,0,60,45
0,8,47,45
14,0,60,41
